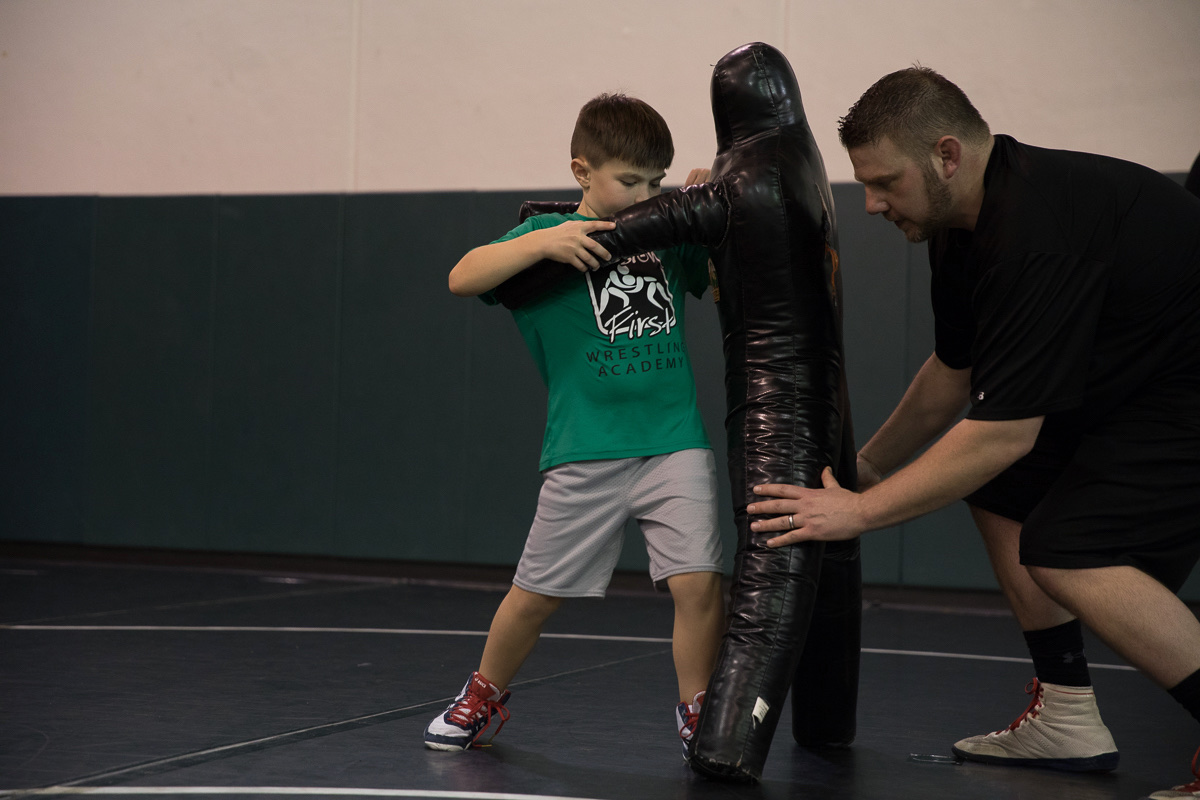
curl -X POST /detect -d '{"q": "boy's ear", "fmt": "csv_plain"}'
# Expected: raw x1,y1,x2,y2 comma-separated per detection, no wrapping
571,158,591,190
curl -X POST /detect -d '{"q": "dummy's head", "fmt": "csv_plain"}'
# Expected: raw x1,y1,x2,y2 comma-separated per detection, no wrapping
837,67,990,162
570,93,674,172
710,42,808,152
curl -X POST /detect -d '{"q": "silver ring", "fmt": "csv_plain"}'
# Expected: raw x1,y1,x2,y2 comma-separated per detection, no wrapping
788,514,795,529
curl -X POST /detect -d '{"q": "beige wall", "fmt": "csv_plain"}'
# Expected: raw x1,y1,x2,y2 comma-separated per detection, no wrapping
2,0,1198,195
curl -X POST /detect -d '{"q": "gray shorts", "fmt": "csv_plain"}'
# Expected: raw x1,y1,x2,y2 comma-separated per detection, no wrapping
513,448,723,598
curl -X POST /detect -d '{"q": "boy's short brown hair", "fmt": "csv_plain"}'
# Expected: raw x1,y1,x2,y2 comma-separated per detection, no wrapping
570,93,674,170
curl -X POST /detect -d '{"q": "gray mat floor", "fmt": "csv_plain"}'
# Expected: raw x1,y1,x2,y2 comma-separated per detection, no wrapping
0,550,1196,800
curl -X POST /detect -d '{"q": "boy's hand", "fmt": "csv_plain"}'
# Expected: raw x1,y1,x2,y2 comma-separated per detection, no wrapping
536,220,616,272
684,168,711,186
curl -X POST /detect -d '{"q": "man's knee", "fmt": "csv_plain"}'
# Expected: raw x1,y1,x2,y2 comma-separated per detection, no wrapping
969,504,1023,544
1026,564,1065,591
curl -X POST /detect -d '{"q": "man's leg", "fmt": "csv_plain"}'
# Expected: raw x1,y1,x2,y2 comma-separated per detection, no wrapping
951,506,1118,771
1030,564,1200,797
1027,564,1200,691
972,506,1073,630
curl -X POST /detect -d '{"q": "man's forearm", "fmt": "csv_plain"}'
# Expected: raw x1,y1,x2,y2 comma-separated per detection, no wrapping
857,415,1043,532
858,353,970,475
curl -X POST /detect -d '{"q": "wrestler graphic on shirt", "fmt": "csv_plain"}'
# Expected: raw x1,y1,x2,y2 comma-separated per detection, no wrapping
587,252,677,342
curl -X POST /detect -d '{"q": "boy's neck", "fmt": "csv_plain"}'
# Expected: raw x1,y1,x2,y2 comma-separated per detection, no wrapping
575,197,600,219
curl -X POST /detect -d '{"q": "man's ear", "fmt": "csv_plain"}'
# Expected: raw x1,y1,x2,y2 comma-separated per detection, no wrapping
571,157,591,190
935,135,963,179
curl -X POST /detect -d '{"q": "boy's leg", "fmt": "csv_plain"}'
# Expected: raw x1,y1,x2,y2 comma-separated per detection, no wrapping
479,584,562,690
424,586,561,751
482,456,628,690
631,448,724,752
425,458,628,751
425,561,607,754
665,570,724,701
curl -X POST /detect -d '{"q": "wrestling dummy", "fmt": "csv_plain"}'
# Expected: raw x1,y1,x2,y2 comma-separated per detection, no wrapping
497,42,860,782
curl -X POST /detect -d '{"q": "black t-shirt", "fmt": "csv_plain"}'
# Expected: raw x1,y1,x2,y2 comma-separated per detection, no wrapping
1186,150,1200,199
930,134,1200,430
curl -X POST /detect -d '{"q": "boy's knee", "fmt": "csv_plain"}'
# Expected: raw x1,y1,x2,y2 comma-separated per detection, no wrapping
508,585,563,617
666,571,723,605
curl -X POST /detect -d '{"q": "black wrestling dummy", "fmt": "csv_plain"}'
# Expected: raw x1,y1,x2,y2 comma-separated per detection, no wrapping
498,42,860,782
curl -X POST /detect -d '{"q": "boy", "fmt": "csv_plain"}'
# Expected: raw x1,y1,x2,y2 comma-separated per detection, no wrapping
424,93,725,754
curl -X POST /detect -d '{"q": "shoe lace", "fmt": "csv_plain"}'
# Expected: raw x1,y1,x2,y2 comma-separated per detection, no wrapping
678,704,701,742
447,691,511,745
999,679,1044,734
1178,745,1200,791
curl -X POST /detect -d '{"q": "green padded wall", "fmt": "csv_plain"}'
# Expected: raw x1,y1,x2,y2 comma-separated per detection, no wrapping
1,197,94,543
86,196,215,548
3,186,1197,600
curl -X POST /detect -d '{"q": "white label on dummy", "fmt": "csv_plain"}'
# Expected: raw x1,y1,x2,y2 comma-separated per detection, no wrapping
752,697,770,724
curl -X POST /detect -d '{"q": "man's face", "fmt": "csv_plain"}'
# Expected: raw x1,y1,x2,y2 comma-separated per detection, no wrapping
576,158,665,219
849,137,953,243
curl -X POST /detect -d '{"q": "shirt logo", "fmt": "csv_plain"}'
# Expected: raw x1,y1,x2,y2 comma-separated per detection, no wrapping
976,391,986,401
587,253,676,342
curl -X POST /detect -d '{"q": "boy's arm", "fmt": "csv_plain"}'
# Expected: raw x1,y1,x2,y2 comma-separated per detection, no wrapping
490,171,719,308
448,219,616,297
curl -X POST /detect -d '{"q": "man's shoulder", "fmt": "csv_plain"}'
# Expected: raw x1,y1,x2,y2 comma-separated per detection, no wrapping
995,133,1158,187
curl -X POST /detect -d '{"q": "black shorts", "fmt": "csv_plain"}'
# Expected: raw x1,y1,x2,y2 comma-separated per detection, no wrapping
965,418,1081,523
1018,414,1200,593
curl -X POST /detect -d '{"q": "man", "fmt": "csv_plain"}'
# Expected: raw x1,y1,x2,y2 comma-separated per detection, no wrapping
746,67,1200,799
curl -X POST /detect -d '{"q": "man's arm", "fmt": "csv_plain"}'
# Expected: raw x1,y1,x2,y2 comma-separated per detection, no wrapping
854,414,1041,531
448,219,616,297
749,413,1043,546
857,352,970,486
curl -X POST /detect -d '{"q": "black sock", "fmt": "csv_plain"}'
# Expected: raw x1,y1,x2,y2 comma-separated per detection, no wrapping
1168,668,1200,726
1024,620,1091,687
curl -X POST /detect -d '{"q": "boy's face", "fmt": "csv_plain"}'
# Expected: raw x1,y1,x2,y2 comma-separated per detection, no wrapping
573,158,666,219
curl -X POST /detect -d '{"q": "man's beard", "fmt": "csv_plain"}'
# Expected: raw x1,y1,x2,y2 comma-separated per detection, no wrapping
904,161,955,243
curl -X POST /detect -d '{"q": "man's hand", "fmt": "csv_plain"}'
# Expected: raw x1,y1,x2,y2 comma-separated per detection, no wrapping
535,220,616,272
856,452,884,490
684,167,711,186
747,467,865,547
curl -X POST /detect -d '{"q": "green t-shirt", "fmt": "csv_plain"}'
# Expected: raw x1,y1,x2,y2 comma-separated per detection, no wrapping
483,212,713,470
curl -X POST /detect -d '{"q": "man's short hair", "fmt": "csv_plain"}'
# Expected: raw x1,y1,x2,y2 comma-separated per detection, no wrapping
571,93,674,170
838,67,990,160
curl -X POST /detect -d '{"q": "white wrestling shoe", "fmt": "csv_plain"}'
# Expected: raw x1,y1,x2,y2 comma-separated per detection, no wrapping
1149,746,1200,798
676,690,705,758
423,671,511,751
952,679,1119,772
